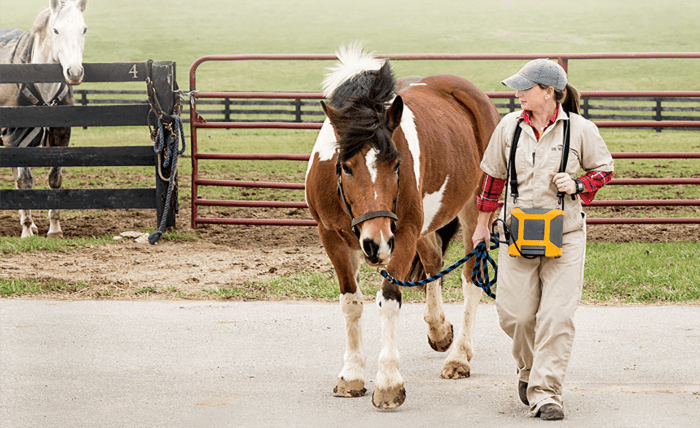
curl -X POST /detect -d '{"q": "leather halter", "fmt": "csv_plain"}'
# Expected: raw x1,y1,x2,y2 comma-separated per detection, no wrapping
336,159,399,237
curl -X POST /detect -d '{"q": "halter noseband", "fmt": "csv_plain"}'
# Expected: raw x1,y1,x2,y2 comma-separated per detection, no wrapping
336,160,400,237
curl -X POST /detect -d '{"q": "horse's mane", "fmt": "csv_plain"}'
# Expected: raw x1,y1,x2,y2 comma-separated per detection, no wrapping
323,45,401,164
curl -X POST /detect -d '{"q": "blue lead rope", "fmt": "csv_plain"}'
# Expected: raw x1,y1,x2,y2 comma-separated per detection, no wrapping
149,115,186,245
380,234,500,299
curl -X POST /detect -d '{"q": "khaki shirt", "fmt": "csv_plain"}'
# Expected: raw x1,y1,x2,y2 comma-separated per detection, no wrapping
481,106,614,234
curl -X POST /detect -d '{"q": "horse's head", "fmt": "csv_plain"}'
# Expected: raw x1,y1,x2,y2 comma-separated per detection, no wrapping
322,95,404,267
47,0,88,85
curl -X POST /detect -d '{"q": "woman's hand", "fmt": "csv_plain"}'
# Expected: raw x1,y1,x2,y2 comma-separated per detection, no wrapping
550,172,576,194
471,211,493,250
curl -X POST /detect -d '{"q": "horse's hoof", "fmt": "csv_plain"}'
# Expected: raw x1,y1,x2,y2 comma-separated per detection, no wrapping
440,360,471,379
30,224,38,234
428,323,454,352
333,378,366,397
47,231,64,239
372,384,406,410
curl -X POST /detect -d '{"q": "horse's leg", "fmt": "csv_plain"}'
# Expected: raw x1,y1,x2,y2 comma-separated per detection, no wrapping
372,230,417,410
14,167,38,238
440,205,483,379
416,233,454,352
319,227,367,398
47,166,63,238
46,127,70,239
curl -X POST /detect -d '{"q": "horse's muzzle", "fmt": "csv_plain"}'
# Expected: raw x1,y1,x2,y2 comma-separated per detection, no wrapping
65,65,84,85
362,235,395,266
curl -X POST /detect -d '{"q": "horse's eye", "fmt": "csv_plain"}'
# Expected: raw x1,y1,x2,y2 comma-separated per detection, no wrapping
83,27,88,35
53,28,59,35
341,164,353,175
394,162,401,173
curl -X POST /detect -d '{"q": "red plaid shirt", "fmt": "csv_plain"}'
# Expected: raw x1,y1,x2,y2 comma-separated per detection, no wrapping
477,107,613,211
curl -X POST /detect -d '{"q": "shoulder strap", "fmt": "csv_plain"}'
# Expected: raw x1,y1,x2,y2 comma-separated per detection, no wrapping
508,122,522,200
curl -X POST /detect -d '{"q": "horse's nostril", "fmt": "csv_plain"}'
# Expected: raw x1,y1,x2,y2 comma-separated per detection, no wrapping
362,239,379,258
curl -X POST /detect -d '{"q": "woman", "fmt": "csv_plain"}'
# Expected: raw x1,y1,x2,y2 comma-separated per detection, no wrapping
472,59,614,420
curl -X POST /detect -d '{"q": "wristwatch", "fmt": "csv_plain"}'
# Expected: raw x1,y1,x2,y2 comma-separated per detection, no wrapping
574,179,585,194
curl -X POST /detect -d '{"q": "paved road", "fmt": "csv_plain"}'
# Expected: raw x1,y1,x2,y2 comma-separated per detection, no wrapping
1,300,699,427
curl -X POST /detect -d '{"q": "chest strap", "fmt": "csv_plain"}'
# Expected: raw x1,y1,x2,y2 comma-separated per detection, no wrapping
508,114,571,205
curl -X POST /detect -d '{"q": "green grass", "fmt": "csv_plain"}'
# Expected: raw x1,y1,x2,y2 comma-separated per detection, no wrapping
584,242,700,302
0,230,199,255
0,235,114,254
0,277,87,296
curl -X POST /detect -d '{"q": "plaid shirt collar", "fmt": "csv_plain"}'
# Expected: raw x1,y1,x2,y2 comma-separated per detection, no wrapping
520,104,560,140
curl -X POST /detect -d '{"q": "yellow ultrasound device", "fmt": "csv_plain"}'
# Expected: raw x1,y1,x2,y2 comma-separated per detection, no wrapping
508,208,564,258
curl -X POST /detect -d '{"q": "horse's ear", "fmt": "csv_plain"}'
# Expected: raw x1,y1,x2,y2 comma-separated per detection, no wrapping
49,0,61,13
321,101,350,134
76,0,89,12
385,95,404,132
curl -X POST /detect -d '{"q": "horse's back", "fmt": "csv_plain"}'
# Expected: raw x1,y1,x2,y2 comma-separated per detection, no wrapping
405,74,499,156
0,29,24,64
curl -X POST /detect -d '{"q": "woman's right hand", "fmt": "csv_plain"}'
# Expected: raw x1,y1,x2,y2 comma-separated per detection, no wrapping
471,211,493,250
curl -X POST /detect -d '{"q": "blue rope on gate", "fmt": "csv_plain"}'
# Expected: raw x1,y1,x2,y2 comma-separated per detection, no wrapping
148,115,186,245
380,233,500,299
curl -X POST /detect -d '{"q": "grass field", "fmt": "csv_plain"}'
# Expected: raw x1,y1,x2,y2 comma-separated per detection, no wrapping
1,0,699,302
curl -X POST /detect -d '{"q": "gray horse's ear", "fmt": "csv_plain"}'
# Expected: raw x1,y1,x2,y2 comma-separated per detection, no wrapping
76,0,88,12
386,95,404,132
49,0,61,13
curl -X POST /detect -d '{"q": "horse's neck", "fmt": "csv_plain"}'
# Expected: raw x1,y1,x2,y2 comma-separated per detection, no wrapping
29,30,62,104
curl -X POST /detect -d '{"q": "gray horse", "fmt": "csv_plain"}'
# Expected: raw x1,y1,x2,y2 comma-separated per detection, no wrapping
0,0,89,238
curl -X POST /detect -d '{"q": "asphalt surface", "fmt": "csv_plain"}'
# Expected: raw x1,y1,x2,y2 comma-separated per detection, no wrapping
1,300,699,428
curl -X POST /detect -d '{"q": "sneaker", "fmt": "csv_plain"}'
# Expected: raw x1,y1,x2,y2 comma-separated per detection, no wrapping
518,381,529,405
537,403,565,420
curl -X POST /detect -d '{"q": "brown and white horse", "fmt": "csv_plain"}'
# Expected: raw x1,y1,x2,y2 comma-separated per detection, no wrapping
0,0,89,238
305,46,500,410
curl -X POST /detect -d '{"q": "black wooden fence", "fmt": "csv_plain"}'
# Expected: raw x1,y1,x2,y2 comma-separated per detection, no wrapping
0,61,178,230
72,89,700,127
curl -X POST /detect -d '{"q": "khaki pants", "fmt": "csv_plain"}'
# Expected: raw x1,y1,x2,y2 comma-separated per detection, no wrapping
496,226,586,415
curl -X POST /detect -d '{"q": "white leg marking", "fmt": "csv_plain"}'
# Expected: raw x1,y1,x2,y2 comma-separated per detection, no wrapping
19,210,36,238
400,106,421,193
375,290,404,391
421,176,450,235
443,271,481,372
424,279,451,344
47,210,62,237
339,288,366,383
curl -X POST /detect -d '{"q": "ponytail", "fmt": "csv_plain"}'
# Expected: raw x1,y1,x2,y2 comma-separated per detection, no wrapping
556,83,580,115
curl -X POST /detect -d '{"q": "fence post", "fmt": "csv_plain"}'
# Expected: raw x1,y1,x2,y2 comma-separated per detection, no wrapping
583,97,590,119
224,97,231,122
79,90,88,129
295,98,302,122
655,98,662,133
150,61,178,232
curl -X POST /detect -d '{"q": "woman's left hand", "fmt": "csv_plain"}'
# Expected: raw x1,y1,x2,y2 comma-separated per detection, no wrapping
550,172,576,194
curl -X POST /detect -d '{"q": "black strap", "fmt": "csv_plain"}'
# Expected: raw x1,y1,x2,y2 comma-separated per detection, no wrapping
506,113,571,204
508,122,523,200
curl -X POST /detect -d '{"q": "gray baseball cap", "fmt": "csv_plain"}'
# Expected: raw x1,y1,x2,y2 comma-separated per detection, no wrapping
501,59,568,91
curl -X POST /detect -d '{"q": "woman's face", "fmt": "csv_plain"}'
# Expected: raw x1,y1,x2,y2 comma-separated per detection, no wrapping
515,85,552,112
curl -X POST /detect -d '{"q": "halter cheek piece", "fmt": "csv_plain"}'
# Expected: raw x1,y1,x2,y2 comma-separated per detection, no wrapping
336,160,400,238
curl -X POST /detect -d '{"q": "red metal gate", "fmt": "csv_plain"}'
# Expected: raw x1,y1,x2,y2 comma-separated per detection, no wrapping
189,53,700,228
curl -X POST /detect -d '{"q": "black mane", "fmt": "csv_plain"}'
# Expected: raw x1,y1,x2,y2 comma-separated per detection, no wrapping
329,61,401,164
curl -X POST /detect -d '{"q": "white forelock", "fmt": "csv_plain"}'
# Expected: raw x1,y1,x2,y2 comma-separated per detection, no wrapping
322,43,384,99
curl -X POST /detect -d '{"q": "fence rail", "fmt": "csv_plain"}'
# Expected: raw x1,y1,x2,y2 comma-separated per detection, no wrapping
0,61,178,233
72,89,700,128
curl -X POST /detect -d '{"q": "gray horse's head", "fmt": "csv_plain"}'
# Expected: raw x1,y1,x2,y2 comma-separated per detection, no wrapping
46,0,89,85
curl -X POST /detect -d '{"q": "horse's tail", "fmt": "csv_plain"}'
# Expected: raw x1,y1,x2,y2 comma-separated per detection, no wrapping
404,216,461,285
